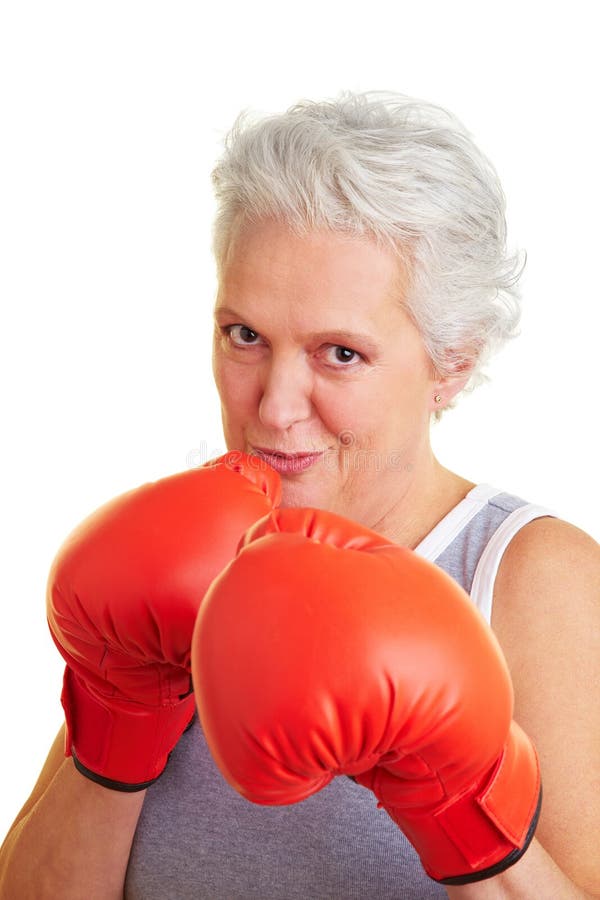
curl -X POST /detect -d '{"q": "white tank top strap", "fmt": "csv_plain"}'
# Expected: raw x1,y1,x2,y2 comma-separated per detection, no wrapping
414,484,503,561
470,502,557,623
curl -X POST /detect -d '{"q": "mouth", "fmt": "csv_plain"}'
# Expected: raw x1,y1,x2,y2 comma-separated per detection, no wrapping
250,446,326,475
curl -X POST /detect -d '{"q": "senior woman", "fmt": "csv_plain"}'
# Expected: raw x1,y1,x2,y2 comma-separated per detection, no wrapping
1,93,598,900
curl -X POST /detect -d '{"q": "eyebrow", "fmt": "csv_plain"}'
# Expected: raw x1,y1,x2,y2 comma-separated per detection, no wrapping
309,329,381,354
214,306,381,354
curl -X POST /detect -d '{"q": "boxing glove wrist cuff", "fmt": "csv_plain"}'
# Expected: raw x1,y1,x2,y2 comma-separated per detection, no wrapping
62,667,195,791
70,749,161,792
366,721,541,884
438,786,542,885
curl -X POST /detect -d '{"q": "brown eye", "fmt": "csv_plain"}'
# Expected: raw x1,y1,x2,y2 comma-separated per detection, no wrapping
239,326,257,343
334,346,358,363
228,325,261,345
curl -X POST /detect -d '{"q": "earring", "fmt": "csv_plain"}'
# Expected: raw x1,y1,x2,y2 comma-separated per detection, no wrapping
434,394,443,404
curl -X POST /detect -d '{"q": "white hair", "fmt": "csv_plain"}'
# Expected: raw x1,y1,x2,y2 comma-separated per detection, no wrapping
211,91,524,413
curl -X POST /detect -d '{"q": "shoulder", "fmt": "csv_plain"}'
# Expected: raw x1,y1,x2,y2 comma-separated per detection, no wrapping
491,513,599,685
494,513,598,585
492,515,599,630
490,516,600,893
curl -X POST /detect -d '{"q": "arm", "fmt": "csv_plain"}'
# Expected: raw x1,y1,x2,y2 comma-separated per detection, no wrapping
0,725,145,900
193,507,541,883
447,517,600,898
445,839,595,899
2,454,280,899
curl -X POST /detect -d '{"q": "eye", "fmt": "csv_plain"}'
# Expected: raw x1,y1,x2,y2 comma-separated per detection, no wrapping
333,346,357,363
225,324,262,346
324,345,362,366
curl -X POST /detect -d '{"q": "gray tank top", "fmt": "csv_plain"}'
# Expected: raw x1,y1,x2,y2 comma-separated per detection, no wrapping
125,486,554,899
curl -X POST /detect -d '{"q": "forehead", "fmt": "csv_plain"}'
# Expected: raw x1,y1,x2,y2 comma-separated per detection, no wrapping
217,220,408,323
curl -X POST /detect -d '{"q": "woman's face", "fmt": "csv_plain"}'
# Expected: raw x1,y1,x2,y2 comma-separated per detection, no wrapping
213,220,443,525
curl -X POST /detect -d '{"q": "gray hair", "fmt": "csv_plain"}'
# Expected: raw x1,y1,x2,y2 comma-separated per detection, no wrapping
211,91,524,412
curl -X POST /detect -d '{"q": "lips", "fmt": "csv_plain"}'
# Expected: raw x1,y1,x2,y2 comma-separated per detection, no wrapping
251,446,326,475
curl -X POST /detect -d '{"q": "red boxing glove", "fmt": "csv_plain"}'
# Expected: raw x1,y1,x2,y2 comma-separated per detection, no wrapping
193,508,541,884
47,452,280,791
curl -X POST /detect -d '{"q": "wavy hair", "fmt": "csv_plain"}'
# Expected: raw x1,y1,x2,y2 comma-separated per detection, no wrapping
211,91,524,414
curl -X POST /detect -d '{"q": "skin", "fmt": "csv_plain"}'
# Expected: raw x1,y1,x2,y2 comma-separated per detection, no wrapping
0,725,144,899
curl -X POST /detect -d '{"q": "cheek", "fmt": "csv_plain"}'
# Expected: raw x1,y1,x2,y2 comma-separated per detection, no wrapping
312,382,381,446
313,365,430,448
213,354,259,424
212,351,230,402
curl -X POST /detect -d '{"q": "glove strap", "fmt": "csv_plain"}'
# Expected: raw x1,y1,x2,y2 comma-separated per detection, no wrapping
62,667,195,792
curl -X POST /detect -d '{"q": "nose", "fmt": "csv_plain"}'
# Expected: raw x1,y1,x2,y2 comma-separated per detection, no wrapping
258,353,313,432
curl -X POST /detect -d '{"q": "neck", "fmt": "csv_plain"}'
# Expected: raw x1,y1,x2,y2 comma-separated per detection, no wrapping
368,453,475,549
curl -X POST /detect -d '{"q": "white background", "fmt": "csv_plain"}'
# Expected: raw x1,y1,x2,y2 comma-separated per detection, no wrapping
1,1,598,838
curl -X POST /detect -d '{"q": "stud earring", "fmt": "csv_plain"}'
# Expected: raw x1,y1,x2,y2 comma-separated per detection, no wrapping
434,394,443,404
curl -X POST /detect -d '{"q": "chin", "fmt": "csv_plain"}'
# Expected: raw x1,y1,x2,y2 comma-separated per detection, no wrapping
278,478,333,512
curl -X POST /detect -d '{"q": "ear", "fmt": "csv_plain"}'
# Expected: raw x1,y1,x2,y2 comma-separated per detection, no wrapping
428,353,476,412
